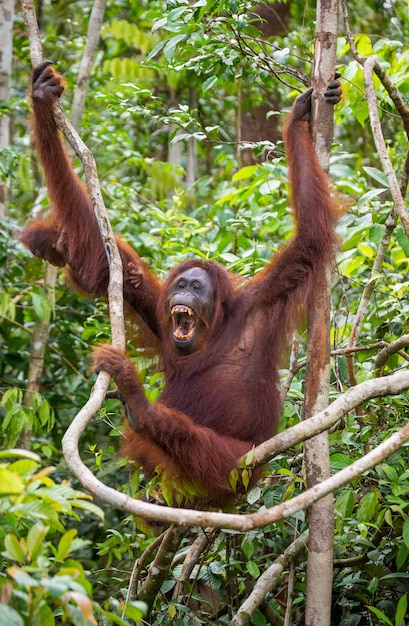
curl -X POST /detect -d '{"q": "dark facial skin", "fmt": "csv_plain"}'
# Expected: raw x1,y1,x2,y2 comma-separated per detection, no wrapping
166,267,215,354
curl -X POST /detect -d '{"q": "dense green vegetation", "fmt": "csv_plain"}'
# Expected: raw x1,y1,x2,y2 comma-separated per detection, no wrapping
1,0,409,623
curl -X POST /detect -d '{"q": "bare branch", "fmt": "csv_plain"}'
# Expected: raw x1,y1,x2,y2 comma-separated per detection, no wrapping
71,0,107,130
374,335,409,370
172,529,219,600
56,369,409,530
362,57,409,235
137,525,187,613
254,369,409,466
346,213,397,384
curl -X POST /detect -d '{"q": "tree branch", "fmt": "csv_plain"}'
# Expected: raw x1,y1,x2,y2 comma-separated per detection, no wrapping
52,369,409,530
230,530,309,626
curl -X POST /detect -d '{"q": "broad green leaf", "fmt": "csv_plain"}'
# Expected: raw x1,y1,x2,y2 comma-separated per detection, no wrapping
396,543,409,571
330,453,352,471
367,606,393,626
402,517,409,549
356,491,378,523
335,489,355,519
356,34,374,57
36,603,54,626
358,242,375,259
8,458,40,475
369,223,385,247
241,468,250,490
56,528,78,561
242,538,255,559
8,567,38,587
0,605,24,626
0,468,24,494
229,467,239,490
395,593,407,626
4,534,26,563
251,611,267,626
246,486,261,505
27,523,50,560
246,560,260,578
163,34,187,62
71,499,105,520
202,75,218,93
123,601,147,621
396,226,409,256
232,165,260,181
355,100,369,127
0,290,16,320
357,188,386,207
380,464,398,483
338,256,366,277
363,166,389,187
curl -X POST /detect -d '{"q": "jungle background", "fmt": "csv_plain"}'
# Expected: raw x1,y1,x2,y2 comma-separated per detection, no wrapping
1,0,409,624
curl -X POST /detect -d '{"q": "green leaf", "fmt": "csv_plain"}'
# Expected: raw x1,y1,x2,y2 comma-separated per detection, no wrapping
356,492,378,523
246,560,260,578
232,165,260,181
242,538,255,560
146,37,166,60
357,188,386,207
8,458,40,475
220,252,240,264
246,486,261,505
335,489,355,519
56,528,78,561
241,468,250,490
0,605,24,626
367,606,394,626
369,224,385,247
36,603,54,626
356,34,374,57
357,242,375,259
8,567,38,587
27,523,50,560
396,543,409,571
123,601,147,621
395,593,407,626
229,468,238,490
0,468,24,494
71,499,105,520
31,291,52,322
163,34,187,62
330,453,352,470
251,611,267,626
202,75,218,93
4,534,26,563
402,517,409,549
363,166,389,187
396,226,409,256
355,100,369,127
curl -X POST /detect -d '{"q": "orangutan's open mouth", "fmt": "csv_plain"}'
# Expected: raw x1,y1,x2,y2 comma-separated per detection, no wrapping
171,305,197,341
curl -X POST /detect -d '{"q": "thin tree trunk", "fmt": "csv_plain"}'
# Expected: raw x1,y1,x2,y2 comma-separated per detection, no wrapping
186,86,198,187
304,1,339,624
22,263,57,419
70,0,106,130
0,0,14,219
